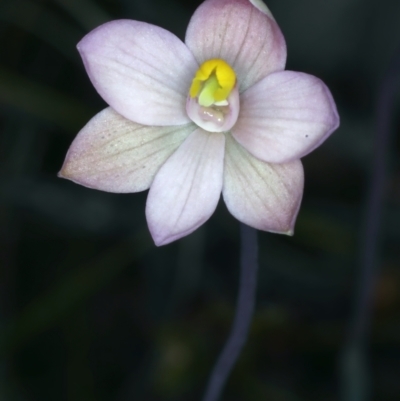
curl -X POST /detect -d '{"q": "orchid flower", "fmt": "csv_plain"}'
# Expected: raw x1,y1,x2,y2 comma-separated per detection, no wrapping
59,0,339,246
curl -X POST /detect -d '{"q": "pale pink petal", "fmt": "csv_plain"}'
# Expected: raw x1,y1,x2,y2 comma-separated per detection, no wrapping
146,129,225,246
223,135,304,234
59,108,195,193
78,20,198,126
185,0,286,92
232,71,340,164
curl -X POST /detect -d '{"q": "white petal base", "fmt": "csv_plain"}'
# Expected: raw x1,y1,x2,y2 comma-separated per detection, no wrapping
186,85,240,133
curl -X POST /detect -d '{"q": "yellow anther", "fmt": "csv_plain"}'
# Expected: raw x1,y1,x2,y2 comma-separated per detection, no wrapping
189,59,236,107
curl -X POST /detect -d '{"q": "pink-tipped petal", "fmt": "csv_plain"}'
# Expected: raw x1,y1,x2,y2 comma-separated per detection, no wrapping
59,108,195,193
78,20,198,126
185,0,286,92
146,129,225,246
232,71,340,164
223,135,304,234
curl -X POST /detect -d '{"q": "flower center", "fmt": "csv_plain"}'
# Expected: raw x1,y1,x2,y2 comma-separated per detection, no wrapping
186,59,240,133
190,59,236,106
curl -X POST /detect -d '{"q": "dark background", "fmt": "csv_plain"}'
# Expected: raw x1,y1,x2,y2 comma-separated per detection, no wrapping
1,0,400,400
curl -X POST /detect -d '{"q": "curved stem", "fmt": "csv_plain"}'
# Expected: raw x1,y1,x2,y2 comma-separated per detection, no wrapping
202,224,258,401
340,47,400,401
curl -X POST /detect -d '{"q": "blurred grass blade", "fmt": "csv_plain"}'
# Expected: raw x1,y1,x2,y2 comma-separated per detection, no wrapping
296,210,356,255
53,0,111,31
0,232,151,356
0,0,82,62
0,67,95,131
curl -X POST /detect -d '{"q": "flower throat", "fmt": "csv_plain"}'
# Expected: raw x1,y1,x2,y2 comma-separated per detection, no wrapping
186,59,240,132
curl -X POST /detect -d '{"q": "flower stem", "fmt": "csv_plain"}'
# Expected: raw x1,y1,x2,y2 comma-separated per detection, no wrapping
202,224,258,401
340,46,400,401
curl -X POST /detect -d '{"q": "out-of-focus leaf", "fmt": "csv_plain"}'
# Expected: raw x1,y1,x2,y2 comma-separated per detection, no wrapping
53,0,111,31
2,177,137,235
0,0,82,62
0,231,152,356
0,67,95,131
295,208,356,255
